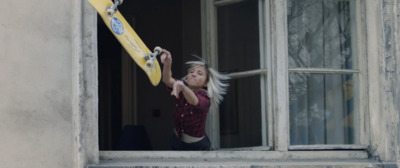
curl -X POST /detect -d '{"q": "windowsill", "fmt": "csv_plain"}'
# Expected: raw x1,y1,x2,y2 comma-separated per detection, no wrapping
90,150,380,167
99,150,368,160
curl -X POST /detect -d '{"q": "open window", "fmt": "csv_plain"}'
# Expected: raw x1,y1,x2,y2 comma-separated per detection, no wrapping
213,0,270,150
97,0,367,154
98,0,202,150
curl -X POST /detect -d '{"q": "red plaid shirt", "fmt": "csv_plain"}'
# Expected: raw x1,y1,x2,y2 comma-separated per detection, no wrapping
167,80,210,141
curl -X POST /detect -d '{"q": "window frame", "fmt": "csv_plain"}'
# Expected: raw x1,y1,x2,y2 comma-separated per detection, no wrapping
205,0,369,151
286,0,369,150
77,0,372,164
204,0,271,150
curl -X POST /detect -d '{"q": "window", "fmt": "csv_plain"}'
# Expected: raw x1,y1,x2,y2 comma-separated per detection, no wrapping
72,0,395,165
90,0,368,160
204,0,270,150
287,0,360,146
217,0,267,149
206,0,366,151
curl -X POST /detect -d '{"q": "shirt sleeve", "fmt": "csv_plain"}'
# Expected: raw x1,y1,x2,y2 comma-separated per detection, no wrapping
194,89,210,110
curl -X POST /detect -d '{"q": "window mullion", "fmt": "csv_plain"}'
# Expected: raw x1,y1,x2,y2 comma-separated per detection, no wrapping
201,0,220,149
259,0,268,147
271,0,290,152
355,0,368,147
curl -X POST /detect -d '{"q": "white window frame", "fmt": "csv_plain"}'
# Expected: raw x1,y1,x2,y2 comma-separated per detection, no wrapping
203,0,271,150
286,0,369,150
203,0,369,151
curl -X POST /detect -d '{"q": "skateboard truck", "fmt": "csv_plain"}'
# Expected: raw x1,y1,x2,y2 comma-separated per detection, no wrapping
106,0,123,17
144,46,162,68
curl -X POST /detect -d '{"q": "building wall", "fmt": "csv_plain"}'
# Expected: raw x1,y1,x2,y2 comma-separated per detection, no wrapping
367,0,400,164
0,0,74,168
396,1,400,166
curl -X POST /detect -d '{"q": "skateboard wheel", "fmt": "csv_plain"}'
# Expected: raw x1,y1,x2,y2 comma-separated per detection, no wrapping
154,46,162,55
119,0,123,5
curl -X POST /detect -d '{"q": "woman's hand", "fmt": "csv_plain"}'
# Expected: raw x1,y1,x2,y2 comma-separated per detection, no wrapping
171,80,199,105
160,49,172,66
171,80,185,98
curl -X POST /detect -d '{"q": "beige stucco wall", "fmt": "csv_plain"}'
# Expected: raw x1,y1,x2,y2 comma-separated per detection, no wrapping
0,0,74,167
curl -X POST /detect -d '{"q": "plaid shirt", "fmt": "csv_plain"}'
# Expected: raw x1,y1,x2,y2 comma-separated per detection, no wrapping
167,80,210,141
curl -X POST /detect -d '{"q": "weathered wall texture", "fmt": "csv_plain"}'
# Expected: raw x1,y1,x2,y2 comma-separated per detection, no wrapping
368,0,400,165
73,0,99,167
395,0,400,166
0,0,74,167
381,0,397,161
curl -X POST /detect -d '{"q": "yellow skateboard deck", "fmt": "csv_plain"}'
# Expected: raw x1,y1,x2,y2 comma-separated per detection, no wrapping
88,0,161,86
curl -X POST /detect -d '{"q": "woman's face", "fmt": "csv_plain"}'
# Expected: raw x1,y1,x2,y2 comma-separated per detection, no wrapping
187,65,208,91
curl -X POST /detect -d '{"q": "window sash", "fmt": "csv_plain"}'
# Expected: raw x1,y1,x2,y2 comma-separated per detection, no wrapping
286,0,365,148
203,0,368,151
210,0,271,149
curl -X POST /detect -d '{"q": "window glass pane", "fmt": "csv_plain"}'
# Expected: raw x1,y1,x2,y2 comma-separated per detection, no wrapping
220,76,262,148
216,0,262,149
217,0,260,73
287,0,357,69
289,73,359,145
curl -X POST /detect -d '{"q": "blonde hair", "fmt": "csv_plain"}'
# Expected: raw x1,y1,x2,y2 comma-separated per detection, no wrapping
183,60,230,109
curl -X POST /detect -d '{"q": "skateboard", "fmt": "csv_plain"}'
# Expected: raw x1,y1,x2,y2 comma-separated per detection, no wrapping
88,0,162,86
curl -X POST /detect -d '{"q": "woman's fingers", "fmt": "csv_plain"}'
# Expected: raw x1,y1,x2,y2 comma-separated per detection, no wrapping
161,49,172,65
160,53,166,63
171,87,180,98
171,81,184,98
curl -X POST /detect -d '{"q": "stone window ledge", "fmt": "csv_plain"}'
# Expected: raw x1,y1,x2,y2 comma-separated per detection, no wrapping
86,150,392,168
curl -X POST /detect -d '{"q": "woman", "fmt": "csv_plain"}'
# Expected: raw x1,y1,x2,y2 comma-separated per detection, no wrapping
160,48,229,150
